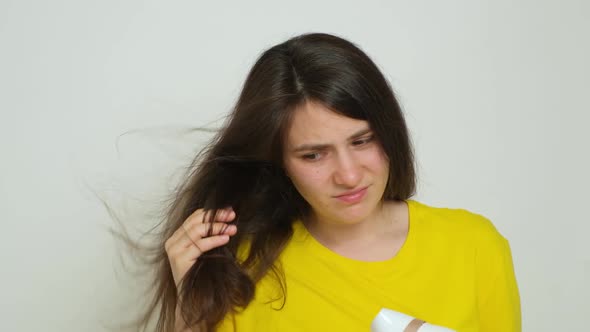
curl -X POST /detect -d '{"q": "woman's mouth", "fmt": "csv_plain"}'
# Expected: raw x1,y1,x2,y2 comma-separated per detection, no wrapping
334,186,368,204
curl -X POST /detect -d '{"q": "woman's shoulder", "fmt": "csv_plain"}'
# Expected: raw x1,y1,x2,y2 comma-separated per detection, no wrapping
408,199,506,243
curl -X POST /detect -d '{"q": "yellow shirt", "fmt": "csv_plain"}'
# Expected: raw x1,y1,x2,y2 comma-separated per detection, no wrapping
218,200,521,331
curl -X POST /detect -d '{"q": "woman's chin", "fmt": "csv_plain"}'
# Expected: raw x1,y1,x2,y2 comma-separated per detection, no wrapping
331,207,375,225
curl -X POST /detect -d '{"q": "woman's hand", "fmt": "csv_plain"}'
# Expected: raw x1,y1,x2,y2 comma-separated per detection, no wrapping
164,207,237,289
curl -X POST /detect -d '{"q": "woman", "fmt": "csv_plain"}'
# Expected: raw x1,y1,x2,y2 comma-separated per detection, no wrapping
140,33,520,332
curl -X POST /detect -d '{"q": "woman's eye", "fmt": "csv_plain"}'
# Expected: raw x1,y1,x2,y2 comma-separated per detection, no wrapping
302,152,322,161
352,136,374,146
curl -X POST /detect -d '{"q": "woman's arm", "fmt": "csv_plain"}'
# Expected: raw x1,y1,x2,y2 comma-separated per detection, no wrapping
475,228,522,331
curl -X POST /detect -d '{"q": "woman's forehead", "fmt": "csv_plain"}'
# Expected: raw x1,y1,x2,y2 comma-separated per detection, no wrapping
285,101,370,147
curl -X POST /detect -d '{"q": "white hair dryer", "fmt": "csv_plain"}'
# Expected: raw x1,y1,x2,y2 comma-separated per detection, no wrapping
371,308,456,332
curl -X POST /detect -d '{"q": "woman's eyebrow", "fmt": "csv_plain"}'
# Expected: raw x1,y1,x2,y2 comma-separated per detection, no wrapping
291,127,372,153
348,127,372,140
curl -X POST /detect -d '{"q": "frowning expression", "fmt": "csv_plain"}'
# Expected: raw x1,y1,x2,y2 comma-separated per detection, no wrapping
283,101,390,226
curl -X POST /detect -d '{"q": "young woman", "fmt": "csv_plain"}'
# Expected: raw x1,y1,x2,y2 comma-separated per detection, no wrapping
140,33,520,332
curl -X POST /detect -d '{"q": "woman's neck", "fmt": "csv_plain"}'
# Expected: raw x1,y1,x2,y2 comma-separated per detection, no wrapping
304,200,408,255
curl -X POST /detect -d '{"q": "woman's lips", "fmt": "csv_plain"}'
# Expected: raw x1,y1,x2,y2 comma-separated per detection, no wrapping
335,187,368,204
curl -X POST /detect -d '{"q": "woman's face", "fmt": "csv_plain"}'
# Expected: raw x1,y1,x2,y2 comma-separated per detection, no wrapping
283,101,390,226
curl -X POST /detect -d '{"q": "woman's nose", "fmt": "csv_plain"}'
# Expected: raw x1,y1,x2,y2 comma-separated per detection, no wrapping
332,151,362,187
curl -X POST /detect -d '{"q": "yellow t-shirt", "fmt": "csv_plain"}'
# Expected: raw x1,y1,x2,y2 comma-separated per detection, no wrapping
218,199,521,332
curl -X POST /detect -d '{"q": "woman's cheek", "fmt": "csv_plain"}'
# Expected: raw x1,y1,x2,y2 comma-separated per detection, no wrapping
362,146,389,172
292,165,330,195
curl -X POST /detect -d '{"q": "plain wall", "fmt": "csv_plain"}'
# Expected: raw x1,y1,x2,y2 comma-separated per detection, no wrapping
1,0,588,331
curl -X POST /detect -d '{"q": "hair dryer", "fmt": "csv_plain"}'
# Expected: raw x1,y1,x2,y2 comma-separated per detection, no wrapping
371,308,456,332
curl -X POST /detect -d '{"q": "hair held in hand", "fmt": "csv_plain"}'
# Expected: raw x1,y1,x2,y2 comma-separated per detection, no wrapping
112,32,415,332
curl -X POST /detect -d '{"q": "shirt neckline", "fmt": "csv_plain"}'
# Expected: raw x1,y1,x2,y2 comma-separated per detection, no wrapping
291,199,420,274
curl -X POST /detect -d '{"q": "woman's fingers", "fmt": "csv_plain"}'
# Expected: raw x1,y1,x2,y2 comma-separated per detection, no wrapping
168,222,237,255
166,209,237,257
165,207,238,287
194,234,232,254
167,208,236,244
186,207,235,227
175,234,231,262
181,222,236,245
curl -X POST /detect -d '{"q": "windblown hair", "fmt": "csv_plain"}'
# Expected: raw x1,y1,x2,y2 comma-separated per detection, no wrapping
123,32,416,332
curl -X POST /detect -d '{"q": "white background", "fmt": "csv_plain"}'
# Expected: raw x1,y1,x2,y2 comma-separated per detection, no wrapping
1,0,588,331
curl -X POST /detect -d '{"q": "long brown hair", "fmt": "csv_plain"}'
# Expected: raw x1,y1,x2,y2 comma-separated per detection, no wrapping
115,32,416,332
